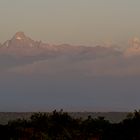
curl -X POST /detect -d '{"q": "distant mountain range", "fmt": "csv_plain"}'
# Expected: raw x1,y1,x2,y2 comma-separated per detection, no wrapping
0,32,121,57
0,32,140,58
0,31,140,77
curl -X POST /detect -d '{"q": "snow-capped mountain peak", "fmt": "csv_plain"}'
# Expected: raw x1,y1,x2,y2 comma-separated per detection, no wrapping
1,31,39,49
13,31,26,40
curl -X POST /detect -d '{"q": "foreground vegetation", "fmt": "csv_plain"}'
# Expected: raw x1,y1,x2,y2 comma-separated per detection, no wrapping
0,110,140,140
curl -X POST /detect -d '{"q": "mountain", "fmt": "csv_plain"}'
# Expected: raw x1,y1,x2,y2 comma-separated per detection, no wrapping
0,31,121,58
0,32,51,56
124,37,140,57
2,31,41,48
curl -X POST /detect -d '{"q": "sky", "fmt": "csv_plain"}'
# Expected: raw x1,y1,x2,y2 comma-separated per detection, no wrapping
0,0,140,112
0,0,140,45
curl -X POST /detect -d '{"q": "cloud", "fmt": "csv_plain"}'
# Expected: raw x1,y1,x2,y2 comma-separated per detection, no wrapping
1,44,140,111
7,53,140,77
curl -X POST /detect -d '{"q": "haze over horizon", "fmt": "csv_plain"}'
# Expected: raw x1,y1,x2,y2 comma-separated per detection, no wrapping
0,0,140,112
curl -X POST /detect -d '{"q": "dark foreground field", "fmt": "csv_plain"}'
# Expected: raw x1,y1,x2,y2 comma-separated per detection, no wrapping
0,110,140,140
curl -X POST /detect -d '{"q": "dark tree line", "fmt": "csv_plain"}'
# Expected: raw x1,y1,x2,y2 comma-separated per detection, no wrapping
0,110,140,140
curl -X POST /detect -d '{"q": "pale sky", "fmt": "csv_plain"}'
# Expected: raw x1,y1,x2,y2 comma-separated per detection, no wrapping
0,0,140,45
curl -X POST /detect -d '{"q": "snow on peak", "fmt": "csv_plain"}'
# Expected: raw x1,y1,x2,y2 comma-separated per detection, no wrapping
16,36,22,40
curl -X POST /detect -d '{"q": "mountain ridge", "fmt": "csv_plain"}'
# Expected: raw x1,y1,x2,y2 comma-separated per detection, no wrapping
0,31,121,57
1,32,140,58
